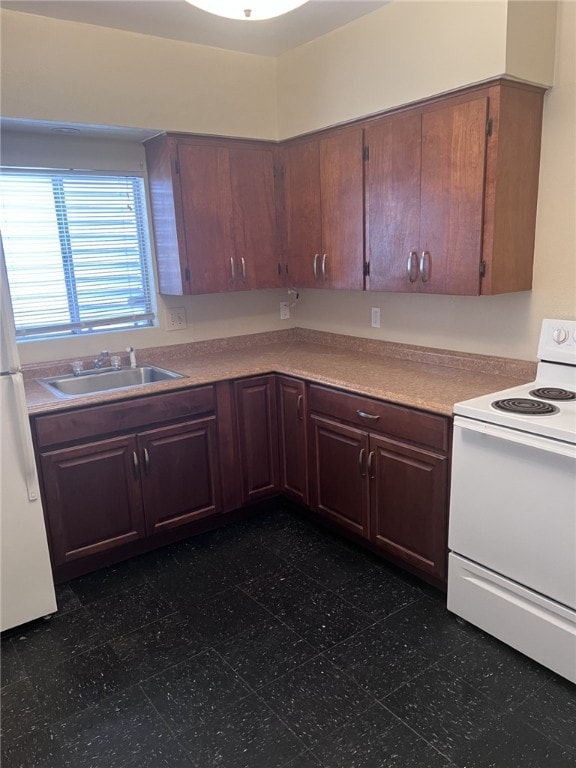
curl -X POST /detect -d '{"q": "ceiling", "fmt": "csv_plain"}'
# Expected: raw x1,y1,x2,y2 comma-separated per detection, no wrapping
2,0,389,57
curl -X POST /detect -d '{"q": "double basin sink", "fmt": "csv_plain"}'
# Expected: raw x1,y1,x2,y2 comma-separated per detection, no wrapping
40,365,186,399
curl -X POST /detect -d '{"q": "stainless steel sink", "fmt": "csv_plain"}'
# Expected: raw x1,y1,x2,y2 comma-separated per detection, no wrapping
39,365,186,398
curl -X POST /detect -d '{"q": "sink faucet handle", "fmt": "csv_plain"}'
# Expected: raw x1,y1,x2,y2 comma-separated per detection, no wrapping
94,350,109,369
126,346,137,369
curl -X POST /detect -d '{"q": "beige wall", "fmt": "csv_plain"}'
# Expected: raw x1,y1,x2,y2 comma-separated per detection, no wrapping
1,1,573,364
0,9,278,139
277,0,509,138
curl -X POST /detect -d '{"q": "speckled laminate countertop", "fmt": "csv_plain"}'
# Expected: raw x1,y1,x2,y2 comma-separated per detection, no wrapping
23,328,537,418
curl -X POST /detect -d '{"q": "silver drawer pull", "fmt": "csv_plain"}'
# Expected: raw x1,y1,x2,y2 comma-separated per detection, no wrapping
407,250,419,283
241,256,246,281
143,448,150,474
313,253,319,279
321,253,327,279
132,451,140,479
356,410,380,421
368,450,375,479
297,394,303,421
230,257,236,283
420,251,430,282
358,448,366,477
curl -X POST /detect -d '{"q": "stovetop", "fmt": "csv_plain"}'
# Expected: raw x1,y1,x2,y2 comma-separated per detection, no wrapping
454,319,576,444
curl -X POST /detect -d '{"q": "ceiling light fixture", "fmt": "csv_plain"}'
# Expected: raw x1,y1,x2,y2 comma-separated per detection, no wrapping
187,1,309,21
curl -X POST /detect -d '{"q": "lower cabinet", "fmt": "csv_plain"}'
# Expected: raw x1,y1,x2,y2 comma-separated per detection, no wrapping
40,435,146,565
277,375,309,505
310,416,369,537
34,388,221,570
33,375,451,586
369,434,448,579
138,417,220,535
234,375,280,503
309,384,450,583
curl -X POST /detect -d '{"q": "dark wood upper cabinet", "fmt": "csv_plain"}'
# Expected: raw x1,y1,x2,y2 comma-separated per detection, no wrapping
281,138,322,288
177,142,234,294
228,145,282,290
145,134,282,295
145,80,544,298
364,112,422,292
281,127,364,290
365,81,544,295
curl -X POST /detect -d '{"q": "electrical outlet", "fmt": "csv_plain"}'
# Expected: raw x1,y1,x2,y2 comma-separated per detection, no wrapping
165,306,187,331
371,307,381,328
280,301,290,320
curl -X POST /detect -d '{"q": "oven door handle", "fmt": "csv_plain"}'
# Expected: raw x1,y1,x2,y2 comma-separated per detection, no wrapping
453,416,576,459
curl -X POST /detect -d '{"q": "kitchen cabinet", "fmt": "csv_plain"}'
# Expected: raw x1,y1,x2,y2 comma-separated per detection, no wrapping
277,375,309,505
34,387,221,571
144,134,282,295
234,376,280,503
309,384,450,582
281,127,364,289
365,81,545,295
310,416,369,537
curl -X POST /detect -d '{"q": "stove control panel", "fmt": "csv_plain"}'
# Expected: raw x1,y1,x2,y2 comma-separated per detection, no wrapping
538,319,576,364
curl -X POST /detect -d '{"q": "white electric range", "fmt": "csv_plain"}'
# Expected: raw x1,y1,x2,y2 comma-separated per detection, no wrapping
448,318,576,683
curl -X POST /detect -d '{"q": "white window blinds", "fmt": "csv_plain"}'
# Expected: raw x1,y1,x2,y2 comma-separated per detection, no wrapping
0,171,155,339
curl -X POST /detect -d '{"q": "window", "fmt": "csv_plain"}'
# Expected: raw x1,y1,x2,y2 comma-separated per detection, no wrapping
0,170,156,340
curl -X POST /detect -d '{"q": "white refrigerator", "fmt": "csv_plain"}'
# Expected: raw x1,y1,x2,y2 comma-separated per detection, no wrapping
1,238,57,631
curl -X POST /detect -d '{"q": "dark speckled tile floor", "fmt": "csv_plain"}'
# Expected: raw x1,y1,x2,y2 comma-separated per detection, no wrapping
2,505,575,768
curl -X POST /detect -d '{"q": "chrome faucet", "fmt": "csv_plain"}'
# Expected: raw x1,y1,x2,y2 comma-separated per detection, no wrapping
126,346,137,369
94,350,109,369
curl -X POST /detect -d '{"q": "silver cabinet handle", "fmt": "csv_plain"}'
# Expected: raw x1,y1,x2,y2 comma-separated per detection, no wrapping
420,251,430,282
321,253,327,279
368,450,375,479
313,253,319,279
241,256,246,282
143,448,150,475
132,451,140,479
407,251,419,283
230,257,236,283
359,448,366,477
356,410,380,421
297,394,303,421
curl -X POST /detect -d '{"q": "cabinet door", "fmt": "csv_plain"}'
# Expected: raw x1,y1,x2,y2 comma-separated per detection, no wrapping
229,145,282,290
420,97,488,295
283,138,322,287
277,376,308,505
234,376,280,503
40,436,145,566
177,142,234,294
310,415,370,537
139,417,221,535
365,112,422,292
369,434,448,580
319,128,365,289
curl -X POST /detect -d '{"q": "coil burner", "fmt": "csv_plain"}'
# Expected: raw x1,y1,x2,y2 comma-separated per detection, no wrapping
491,398,559,416
529,387,576,402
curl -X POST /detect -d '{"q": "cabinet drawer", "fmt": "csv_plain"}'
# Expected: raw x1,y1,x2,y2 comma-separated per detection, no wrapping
34,386,215,448
309,384,449,453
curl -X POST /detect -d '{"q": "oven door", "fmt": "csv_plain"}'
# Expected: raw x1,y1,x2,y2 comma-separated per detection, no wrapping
448,416,576,610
